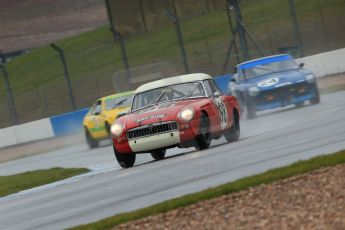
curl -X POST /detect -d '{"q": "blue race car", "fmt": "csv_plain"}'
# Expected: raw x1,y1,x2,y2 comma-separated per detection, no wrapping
228,54,320,118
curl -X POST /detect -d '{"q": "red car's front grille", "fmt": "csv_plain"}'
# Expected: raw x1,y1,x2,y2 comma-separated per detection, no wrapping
126,121,178,140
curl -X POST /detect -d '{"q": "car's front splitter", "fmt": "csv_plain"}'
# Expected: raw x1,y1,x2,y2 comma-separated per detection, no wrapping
255,93,315,111
128,131,181,152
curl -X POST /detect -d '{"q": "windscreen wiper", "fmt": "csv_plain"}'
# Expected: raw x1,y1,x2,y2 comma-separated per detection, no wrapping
111,99,128,109
154,91,167,105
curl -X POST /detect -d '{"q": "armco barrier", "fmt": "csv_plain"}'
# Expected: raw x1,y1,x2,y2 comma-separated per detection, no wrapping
49,108,89,136
297,48,345,78
0,127,18,148
214,74,233,94
14,118,54,143
1,48,345,148
0,74,232,148
46,75,232,137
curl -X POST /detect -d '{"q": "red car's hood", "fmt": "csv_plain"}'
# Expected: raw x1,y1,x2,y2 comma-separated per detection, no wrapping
124,99,200,129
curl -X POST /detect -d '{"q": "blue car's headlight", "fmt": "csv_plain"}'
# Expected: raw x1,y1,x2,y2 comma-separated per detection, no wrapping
248,86,260,96
306,74,316,83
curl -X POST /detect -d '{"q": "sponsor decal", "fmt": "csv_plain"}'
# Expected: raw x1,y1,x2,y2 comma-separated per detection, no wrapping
136,114,166,123
92,117,102,129
257,77,279,88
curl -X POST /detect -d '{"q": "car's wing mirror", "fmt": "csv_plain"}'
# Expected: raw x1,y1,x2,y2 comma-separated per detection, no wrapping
299,63,305,68
214,91,221,98
230,78,237,83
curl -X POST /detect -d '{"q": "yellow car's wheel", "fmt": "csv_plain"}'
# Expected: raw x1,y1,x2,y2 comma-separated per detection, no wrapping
105,122,111,138
85,128,99,149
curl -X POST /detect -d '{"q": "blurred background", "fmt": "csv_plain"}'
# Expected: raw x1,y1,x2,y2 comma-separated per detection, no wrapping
0,0,344,128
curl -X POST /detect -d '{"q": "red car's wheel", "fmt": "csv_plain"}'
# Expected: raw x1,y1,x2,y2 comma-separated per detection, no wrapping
224,111,240,142
113,145,136,168
194,113,211,150
150,149,166,160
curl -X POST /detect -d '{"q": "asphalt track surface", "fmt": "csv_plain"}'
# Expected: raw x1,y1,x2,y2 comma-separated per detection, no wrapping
0,91,345,230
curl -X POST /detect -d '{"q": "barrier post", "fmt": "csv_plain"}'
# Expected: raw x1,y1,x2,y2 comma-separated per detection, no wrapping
165,10,190,74
228,0,250,61
105,0,130,76
288,0,305,57
138,0,148,32
226,1,240,64
50,43,76,110
0,63,19,125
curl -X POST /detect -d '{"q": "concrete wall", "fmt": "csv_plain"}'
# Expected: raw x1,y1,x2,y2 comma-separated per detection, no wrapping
0,118,54,148
297,48,345,78
0,127,18,148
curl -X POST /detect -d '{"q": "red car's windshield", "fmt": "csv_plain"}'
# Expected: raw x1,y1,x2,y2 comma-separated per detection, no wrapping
132,82,205,111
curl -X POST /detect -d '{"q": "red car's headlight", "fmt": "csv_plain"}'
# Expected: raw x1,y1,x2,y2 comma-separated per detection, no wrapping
179,108,194,122
111,123,124,137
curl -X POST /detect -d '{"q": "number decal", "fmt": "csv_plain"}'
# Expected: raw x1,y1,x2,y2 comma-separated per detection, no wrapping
92,117,100,129
215,97,228,130
257,77,279,87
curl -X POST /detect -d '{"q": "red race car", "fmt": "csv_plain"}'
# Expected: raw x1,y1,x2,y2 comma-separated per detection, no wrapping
111,73,240,168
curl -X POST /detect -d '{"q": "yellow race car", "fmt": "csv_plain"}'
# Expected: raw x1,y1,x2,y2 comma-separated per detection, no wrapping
83,91,133,148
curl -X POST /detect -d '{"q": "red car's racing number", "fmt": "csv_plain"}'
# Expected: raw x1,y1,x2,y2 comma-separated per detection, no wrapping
215,97,228,130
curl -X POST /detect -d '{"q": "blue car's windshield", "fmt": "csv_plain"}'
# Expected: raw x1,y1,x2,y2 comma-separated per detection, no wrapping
239,58,298,79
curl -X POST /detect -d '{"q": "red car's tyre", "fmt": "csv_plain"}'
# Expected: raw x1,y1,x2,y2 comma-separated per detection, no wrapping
224,111,240,142
113,145,136,168
150,149,166,160
194,113,211,150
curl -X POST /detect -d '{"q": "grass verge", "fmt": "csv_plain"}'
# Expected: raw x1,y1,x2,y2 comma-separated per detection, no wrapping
0,167,89,197
3,0,345,97
71,149,345,230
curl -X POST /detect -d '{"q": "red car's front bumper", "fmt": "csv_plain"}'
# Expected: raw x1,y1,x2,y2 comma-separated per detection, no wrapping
113,120,199,154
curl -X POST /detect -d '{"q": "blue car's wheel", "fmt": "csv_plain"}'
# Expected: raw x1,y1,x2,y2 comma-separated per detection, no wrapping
246,101,256,119
295,102,304,108
310,85,320,104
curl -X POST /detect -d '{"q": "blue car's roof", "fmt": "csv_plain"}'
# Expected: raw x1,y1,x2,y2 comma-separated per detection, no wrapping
237,54,293,70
